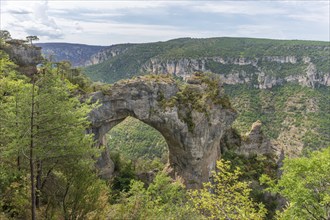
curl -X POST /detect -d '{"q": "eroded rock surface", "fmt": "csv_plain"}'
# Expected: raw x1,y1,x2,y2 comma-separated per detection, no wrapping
88,74,236,188
220,121,278,158
142,56,330,88
239,120,276,156
1,40,43,76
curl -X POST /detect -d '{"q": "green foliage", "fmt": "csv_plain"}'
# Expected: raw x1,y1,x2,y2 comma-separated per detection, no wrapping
0,30,12,41
159,72,232,132
90,81,112,93
108,172,201,220
222,151,278,181
26,36,39,45
260,147,330,220
205,61,259,76
189,159,267,220
108,150,145,204
43,162,109,220
222,151,279,218
157,38,329,59
84,37,329,84
110,154,136,193
0,52,32,218
0,171,30,218
84,43,161,83
107,117,169,202
39,60,93,93
107,117,168,160
0,50,109,219
225,84,330,152
133,157,166,174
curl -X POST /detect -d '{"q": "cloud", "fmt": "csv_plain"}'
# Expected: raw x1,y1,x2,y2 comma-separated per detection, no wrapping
190,1,286,16
7,8,31,14
49,0,177,11
26,27,63,39
190,1,329,24
286,2,329,23
1,0,329,44
71,22,84,34
1,0,63,39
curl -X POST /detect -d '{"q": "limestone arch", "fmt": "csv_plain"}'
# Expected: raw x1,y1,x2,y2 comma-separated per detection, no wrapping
88,74,236,188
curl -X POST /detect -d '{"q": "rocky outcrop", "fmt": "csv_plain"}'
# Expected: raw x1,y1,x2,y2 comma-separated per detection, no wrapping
37,43,132,67
239,121,276,156
143,58,207,79
1,40,43,76
141,56,329,88
37,43,105,67
84,44,133,66
220,121,277,158
88,74,236,188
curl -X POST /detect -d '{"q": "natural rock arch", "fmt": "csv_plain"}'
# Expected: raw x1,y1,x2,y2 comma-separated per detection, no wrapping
88,74,236,188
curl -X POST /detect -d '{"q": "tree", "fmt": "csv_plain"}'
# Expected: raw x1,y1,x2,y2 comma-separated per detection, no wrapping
189,159,267,220
47,160,109,219
0,30,11,41
0,50,31,218
26,36,39,45
26,64,101,219
109,172,201,220
0,53,108,218
260,147,330,220
29,70,37,220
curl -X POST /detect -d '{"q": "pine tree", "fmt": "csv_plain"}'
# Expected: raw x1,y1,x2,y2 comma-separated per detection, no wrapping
1,53,108,218
0,50,32,217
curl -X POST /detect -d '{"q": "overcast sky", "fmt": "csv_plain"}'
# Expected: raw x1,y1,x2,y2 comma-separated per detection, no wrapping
1,0,329,45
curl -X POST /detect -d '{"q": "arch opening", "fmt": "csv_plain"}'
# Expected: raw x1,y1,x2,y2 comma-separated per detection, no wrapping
106,116,168,172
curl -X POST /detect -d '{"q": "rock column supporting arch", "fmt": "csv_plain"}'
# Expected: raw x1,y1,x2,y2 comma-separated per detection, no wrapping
88,74,236,188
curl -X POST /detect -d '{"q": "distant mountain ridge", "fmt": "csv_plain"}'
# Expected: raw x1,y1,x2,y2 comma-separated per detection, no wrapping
36,42,106,67
82,37,329,87
36,42,136,67
38,37,328,89
37,38,330,88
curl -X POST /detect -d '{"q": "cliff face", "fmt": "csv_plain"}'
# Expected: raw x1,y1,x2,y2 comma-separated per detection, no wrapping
37,43,132,67
1,40,43,76
88,74,236,188
84,44,134,66
36,43,105,67
220,121,277,158
141,56,329,89
37,39,329,89
138,53,329,156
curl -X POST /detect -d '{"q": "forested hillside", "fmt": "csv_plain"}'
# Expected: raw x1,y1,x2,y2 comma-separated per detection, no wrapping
82,37,329,84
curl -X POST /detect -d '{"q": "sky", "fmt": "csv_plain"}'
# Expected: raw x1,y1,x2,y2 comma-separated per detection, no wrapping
1,0,329,46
